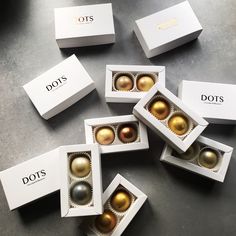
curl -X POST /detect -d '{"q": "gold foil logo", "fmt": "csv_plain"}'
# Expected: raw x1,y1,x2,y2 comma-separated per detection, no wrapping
157,18,177,30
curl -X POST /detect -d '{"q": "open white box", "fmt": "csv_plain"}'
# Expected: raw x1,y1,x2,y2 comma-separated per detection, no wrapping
83,174,147,236
23,55,95,120
84,115,149,154
0,148,60,210
134,1,202,58
55,3,115,48
133,83,208,153
178,80,236,124
60,144,103,217
160,136,233,182
105,65,166,103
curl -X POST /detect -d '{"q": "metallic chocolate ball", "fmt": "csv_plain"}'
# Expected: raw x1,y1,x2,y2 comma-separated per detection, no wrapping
95,209,117,233
178,143,199,161
70,156,91,178
137,75,155,91
168,114,189,135
149,99,170,120
115,75,133,91
110,189,132,212
118,125,138,143
95,127,115,145
70,182,92,205
198,148,219,169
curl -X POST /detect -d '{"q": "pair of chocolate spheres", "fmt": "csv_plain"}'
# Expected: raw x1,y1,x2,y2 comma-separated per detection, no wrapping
95,189,132,233
95,124,138,145
149,97,189,135
115,73,155,91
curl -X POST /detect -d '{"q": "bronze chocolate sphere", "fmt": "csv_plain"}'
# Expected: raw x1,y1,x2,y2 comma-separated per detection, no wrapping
118,124,138,143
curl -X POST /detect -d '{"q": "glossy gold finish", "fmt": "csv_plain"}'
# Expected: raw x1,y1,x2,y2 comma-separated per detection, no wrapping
70,156,91,178
136,75,155,91
95,127,115,145
115,75,133,91
168,114,189,135
95,209,117,233
118,125,138,143
149,99,170,120
110,189,132,212
198,148,219,169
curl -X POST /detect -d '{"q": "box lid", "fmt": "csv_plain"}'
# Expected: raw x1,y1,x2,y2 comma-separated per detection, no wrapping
135,1,202,50
23,55,95,119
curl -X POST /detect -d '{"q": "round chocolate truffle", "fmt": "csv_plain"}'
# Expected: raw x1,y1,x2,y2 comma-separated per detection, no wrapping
95,127,115,145
95,209,117,233
178,143,199,161
149,98,170,120
70,182,92,205
70,155,91,178
110,189,132,212
136,75,155,91
115,74,134,91
198,148,219,169
118,124,138,143
168,114,189,135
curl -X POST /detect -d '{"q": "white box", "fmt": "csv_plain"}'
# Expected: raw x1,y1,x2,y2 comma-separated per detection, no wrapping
23,55,95,120
133,83,208,153
60,144,103,217
84,115,149,154
134,1,202,58
178,80,236,124
105,65,166,103
0,148,60,210
160,136,233,182
55,3,115,48
82,174,147,236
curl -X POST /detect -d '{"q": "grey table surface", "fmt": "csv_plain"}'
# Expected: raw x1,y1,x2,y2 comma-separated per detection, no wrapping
1,0,236,235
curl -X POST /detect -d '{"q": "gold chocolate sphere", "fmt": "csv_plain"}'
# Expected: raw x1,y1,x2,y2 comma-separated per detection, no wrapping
95,209,117,233
137,75,155,91
70,156,91,178
110,189,132,212
149,99,170,120
168,114,189,135
178,143,199,161
115,75,133,91
118,125,138,143
198,148,219,169
95,127,115,145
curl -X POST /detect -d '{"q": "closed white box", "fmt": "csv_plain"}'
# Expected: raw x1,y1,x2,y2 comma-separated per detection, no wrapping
0,148,60,210
82,174,147,236
178,80,236,124
84,115,149,154
55,3,115,48
133,83,208,153
160,136,233,182
23,55,95,120
60,144,103,217
134,1,202,58
105,65,165,103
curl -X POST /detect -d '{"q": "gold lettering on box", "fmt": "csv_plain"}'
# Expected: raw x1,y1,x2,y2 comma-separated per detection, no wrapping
157,18,177,30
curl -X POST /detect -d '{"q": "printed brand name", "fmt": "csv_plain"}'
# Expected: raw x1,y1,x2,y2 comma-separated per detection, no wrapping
46,75,67,91
201,94,224,104
75,16,94,24
157,18,177,30
22,170,46,185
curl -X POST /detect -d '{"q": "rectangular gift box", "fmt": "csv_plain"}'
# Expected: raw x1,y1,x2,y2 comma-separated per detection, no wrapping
81,174,147,236
60,144,103,217
0,148,60,210
105,65,166,103
84,115,149,154
23,55,95,120
55,3,115,48
160,136,233,182
134,1,202,58
133,83,208,153
178,80,236,124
